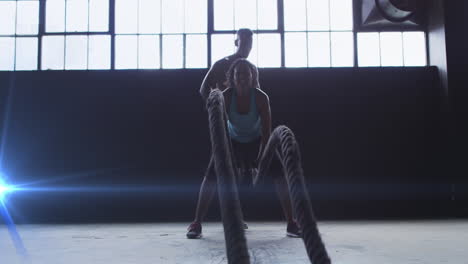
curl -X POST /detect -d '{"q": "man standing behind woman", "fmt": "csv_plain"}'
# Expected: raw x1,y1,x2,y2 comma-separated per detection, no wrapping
187,28,301,239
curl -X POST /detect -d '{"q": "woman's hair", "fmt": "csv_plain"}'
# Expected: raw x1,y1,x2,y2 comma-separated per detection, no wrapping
226,58,260,90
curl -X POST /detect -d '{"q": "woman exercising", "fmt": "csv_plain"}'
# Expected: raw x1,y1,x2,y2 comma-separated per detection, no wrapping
187,58,301,239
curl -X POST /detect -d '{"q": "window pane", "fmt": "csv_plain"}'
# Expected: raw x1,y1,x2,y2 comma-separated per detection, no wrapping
186,35,207,68
161,0,184,33
358,32,380,67
403,32,427,66
89,0,109,32
308,32,330,67
16,1,39,35
66,0,89,32
214,0,234,30
380,32,403,66
185,0,207,33
331,32,353,67
115,35,138,69
258,0,277,30
307,0,329,31
285,32,307,67
330,0,353,30
42,36,65,70
0,38,15,71
211,34,235,65
138,35,160,69
65,35,88,70
115,0,138,34
258,34,281,68
46,0,66,32
235,0,257,30
16,37,38,71
139,0,161,34
0,1,16,35
162,35,183,69
284,0,307,31
88,35,110,69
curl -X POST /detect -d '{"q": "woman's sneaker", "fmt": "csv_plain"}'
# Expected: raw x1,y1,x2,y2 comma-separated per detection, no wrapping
186,222,202,239
286,221,302,238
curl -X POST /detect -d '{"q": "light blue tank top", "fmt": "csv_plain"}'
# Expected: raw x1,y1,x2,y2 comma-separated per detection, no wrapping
227,89,262,143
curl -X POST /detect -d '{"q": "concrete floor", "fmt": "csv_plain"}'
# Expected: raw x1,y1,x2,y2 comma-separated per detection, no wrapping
1,221,467,264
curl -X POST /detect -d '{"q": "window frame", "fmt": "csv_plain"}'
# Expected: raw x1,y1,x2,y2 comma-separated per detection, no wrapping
0,0,428,71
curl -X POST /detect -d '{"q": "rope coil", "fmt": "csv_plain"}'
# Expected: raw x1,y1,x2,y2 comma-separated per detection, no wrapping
257,126,331,264
207,89,250,264
207,89,331,264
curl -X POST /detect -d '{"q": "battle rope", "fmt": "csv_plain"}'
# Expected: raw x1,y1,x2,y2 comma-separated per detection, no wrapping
207,89,250,264
256,126,332,264
207,89,331,264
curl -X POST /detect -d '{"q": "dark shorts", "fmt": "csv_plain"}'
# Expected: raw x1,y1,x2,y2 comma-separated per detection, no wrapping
205,137,261,184
205,138,282,183
231,137,261,171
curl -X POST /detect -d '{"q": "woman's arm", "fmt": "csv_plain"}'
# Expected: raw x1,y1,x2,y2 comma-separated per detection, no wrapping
256,89,272,163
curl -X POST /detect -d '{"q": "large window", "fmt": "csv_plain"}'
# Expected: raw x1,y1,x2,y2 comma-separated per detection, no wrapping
0,0,427,71
358,31,426,67
284,0,354,67
114,0,207,69
42,0,111,70
0,0,39,71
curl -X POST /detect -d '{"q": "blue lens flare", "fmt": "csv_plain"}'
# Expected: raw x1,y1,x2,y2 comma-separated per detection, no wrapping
0,183,7,197
0,168,207,260
0,174,14,202
0,172,28,258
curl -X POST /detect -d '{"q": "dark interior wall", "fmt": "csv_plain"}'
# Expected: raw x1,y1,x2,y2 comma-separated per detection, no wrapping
443,1,468,215
0,67,448,222
0,68,443,182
